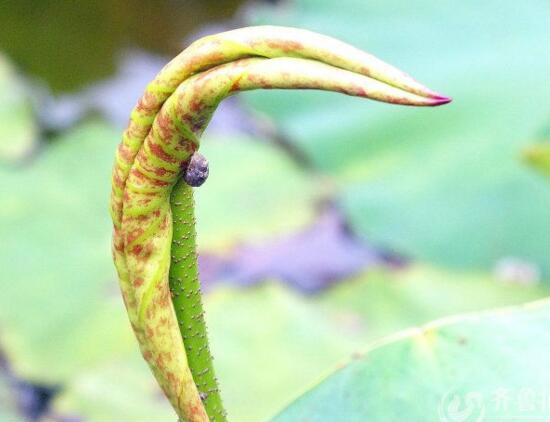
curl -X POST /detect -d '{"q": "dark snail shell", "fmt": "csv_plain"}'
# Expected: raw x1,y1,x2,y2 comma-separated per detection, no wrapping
183,153,209,187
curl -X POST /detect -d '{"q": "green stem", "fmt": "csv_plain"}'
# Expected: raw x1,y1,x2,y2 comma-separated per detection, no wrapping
169,181,226,421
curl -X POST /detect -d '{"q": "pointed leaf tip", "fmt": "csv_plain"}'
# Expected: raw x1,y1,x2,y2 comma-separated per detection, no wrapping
431,96,452,106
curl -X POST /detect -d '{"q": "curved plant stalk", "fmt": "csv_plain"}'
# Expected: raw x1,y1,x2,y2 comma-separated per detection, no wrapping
110,26,450,421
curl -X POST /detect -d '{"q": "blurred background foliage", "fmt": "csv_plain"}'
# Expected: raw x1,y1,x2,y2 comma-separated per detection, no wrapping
0,0,549,421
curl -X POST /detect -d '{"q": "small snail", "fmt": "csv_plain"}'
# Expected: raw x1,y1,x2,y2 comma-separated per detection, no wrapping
184,153,209,187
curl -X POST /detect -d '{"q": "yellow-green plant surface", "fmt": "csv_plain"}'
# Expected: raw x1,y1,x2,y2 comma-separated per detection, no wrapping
110,26,449,421
276,298,550,421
